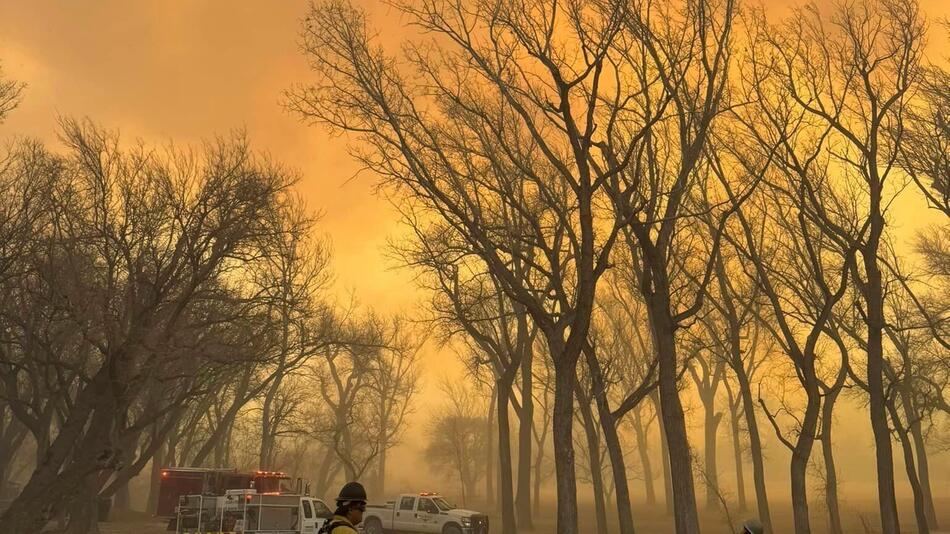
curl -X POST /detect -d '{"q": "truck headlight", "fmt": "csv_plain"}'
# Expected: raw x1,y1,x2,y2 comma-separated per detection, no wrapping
461,518,471,527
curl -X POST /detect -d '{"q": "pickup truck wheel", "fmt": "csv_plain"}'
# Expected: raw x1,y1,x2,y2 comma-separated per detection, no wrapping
364,517,384,534
443,524,463,534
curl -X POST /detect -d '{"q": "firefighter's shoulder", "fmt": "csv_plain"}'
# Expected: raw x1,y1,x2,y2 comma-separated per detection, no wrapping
321,518,359,534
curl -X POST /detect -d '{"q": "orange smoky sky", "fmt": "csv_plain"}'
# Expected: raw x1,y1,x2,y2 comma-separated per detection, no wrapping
0,0,418,314
2,0,949,498
1,0,947,317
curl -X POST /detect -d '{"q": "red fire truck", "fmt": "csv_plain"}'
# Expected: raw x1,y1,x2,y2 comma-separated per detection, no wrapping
156,468,294,517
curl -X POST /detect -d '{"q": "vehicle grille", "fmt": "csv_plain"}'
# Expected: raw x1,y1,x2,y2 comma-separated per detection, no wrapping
471,514,489,534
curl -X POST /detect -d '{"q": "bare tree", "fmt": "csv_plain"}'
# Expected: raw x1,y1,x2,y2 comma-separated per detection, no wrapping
719,151,855,534
627,398,657,506
366,316,421,495
251,200,332,469
686,347,725,511
0,119,297,533
605,0,741,527
286,3,671,531
583,271,661,534
573,374,609,534
747,3,926,531
883,297,939,534
425,381,489,507
647,391,674,516
309,315,386,482
833,265,943,534
0,62,23,122
395,195,539,533
902,49,950,218
530,347,555,519
0,140,56,494
722,381,745,513
693,238,772,525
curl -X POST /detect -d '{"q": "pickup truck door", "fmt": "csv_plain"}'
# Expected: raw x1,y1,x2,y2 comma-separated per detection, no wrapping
312,499,332,531
301,498,318,534
394,496,418,531
416,498,441,533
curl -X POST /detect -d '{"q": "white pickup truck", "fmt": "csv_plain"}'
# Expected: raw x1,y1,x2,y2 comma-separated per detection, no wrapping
362,493,488,534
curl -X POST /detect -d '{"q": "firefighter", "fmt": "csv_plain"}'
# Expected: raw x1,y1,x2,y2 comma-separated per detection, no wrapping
320,481,367,534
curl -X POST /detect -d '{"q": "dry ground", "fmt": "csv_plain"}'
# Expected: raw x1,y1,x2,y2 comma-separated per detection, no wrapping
95,498,950,534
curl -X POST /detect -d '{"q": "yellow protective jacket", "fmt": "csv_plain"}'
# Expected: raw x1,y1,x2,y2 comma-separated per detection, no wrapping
323,515,359,534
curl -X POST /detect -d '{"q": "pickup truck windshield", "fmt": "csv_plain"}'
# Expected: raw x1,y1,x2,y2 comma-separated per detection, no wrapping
314,500,332,518
433,497,453,511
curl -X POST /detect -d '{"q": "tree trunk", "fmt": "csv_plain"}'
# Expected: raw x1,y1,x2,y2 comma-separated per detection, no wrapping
516,348,535,530
577,388,608,534
788,384,820,534
260,380,278,470
0,449,9,497
702,400,722,510
0,371,109,533
487,386,496,509
465,478,477,507
726,387,747,513
584,348,636,534
221,422,233,469
190,373,252,467
912,428,938,529
533,406,548,521
789,445,810,534
632,407,656,506
179,426,197,467
377,445,387,496
735,367,772,533
648,297,700,534
166,444,177,477
147,445,165,515
339,422,357,481
0,416,26,491
113,479,130,512
551,344,580,534
902,390,938,529
820,390,843,534
66,476,103,534
650,391,674,516
213,436,226,468
312,445,336,498
864,222,900,534
690,360,724,513
497,378,518,534
888,401,930,534
600,409,636,534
